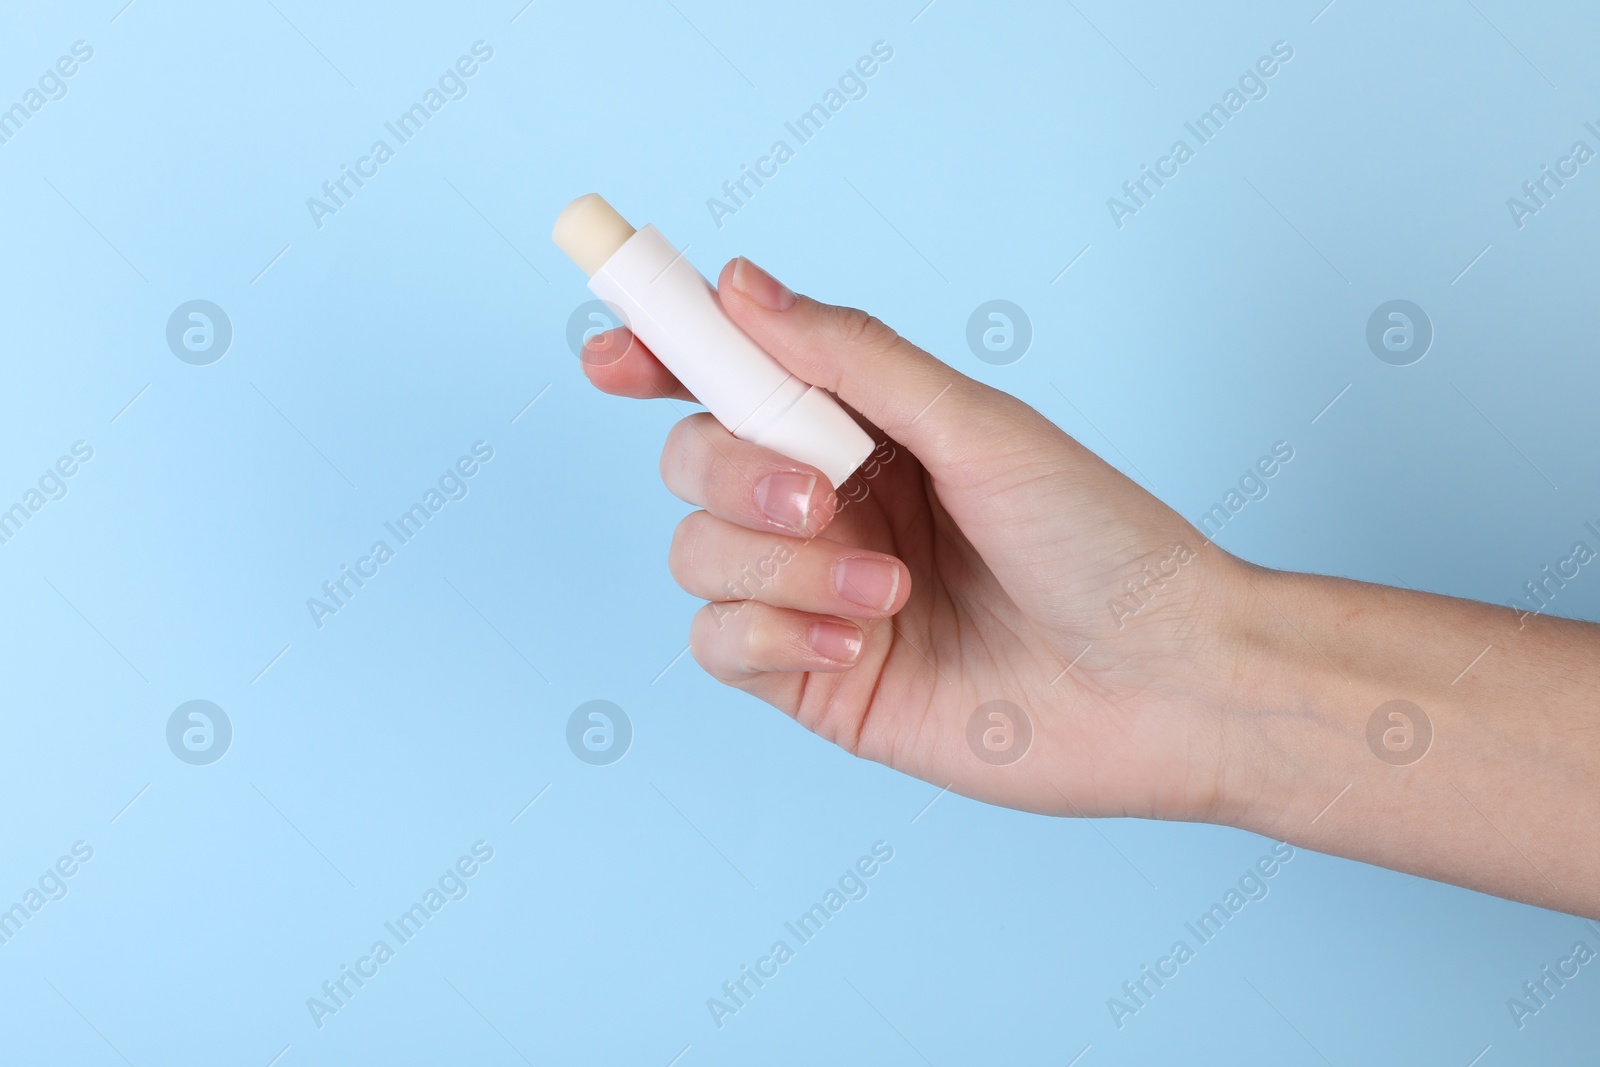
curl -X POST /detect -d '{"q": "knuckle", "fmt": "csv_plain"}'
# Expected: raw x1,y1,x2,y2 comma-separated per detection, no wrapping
666,511,709,586
691,603,742,683
736,608,766,671
659,419,693,483
660,413,723,497
833,305,900,352
688,606,721,667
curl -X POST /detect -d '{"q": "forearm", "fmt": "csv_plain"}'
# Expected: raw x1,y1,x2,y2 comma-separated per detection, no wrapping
1215,565,1600,919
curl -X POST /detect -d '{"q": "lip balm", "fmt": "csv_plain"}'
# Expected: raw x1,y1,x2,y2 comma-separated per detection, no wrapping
552,193,875,489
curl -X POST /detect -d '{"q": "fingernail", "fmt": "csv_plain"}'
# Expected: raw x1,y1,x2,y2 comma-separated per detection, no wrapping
756,471,816,534
832,557,900,613
809,620,862,664
732,257,797,311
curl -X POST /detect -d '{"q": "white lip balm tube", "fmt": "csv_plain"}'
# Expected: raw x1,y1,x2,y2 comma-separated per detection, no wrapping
552,193,875,489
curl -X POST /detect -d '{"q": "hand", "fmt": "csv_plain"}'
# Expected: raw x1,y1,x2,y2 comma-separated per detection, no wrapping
582,256,1600,918
582,257,1254,824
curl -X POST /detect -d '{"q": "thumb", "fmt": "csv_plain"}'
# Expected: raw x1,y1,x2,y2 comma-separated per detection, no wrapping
716,257,1045,480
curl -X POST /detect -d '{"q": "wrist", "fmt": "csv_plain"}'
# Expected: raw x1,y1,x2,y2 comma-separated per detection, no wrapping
1195,562,1358,834
1202,564,1521,837
1183,553,1600,917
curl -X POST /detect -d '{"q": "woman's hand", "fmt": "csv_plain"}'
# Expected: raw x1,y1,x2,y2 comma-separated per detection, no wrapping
581,255,1600,919
582,257,1255,825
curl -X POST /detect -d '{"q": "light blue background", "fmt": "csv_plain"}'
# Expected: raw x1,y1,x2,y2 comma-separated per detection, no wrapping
2,0,1597,1063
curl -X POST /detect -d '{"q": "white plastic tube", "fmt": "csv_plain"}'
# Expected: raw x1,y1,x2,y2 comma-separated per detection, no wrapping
552,194,874,488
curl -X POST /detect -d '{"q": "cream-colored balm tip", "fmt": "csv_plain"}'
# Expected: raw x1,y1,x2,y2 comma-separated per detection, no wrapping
552,193,637,277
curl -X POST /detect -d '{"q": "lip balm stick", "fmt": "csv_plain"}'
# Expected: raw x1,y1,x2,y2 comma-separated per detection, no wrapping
552,193,875,489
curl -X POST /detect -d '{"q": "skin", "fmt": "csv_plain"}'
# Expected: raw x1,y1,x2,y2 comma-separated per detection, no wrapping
580,256,1600,920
